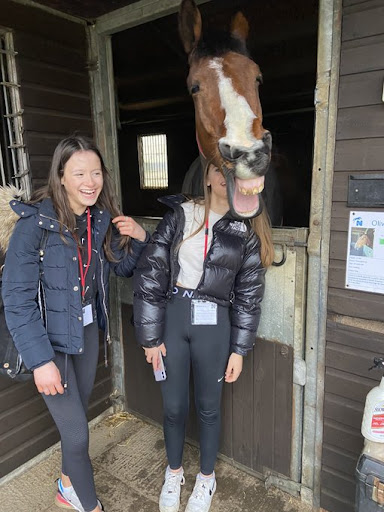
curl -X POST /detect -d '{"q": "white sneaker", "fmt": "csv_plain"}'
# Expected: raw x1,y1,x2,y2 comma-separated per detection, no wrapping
55,478,104,511
185,473,216,512
159,466,185,512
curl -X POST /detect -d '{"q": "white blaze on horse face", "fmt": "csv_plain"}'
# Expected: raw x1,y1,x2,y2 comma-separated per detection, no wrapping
209,58,262,155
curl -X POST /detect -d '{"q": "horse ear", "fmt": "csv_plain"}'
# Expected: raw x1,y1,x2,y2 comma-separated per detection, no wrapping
178,0,202,54
230,12,249,42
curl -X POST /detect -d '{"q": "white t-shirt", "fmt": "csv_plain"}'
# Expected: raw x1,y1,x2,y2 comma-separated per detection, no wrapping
177,201,224,289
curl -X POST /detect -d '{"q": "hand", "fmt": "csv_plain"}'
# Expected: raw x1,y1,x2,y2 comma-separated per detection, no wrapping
143,343,166,371
225,353,243,383
33,361,64,395
112,215,147,242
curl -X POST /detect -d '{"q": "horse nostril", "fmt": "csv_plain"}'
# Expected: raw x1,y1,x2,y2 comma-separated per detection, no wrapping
219,142,244,161
262,132,272,150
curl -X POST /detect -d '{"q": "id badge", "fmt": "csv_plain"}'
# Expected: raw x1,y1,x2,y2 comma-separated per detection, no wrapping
82,300,95,327
191,300,217,325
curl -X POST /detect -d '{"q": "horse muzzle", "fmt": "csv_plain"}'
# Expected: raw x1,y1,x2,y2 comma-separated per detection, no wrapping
218,131,272,177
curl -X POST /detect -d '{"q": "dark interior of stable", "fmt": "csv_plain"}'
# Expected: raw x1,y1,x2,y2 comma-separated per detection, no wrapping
113,0,318,227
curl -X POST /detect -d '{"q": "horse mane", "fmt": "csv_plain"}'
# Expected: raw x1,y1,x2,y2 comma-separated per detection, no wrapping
192,31,249,60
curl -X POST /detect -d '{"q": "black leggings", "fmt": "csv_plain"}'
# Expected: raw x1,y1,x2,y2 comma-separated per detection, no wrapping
161,287,231,475
42,321,99,512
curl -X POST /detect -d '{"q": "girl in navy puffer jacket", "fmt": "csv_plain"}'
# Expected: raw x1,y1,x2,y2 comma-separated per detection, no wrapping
2,135,148,512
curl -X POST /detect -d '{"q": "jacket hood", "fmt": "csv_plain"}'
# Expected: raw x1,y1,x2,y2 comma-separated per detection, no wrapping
0,185,27,254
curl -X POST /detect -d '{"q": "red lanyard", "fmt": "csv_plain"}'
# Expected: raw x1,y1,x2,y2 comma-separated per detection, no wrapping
77,207,92,300
204,217,209,259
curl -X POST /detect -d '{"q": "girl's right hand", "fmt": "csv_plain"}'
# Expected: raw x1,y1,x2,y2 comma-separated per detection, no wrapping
143,343,166,371
33,361,65,395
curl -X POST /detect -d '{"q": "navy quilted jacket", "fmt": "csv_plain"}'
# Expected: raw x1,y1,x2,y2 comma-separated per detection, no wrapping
133,195,266,356
2,198,148,370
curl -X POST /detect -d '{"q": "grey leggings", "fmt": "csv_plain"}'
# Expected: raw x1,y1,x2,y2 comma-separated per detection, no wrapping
42,321,99,512
161,287,231,475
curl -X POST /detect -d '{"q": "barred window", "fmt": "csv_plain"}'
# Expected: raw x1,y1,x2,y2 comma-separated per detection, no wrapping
137,134,168,189
0,30,31,196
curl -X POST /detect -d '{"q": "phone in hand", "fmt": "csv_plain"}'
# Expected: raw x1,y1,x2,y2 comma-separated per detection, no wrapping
154,351,167,382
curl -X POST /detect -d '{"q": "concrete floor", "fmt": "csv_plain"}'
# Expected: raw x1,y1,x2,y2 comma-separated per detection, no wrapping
0,412,313,512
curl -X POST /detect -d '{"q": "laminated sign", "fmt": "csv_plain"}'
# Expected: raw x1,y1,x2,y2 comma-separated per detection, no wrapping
346,211,384,295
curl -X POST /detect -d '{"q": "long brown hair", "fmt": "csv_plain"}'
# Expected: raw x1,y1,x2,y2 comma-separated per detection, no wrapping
30,135,128,261
183,161,275,267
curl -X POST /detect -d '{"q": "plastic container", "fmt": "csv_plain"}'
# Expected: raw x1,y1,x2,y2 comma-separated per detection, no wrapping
362,377,384,442
355,454,384,511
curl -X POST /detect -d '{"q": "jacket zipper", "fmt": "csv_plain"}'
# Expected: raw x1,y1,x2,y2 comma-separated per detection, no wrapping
99,250,110,367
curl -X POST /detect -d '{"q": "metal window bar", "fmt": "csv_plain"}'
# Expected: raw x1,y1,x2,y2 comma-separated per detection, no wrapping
0,30,31,198
138,134,168,189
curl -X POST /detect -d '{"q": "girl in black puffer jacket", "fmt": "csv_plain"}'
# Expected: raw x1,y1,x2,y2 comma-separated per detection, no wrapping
133,164,274,512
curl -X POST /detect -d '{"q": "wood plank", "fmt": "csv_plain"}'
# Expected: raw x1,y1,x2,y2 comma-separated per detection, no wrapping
322,444,359,476
0,0,86,48
328,287,384,322
232,348,254,468
342,5,384,41
325,367,377,404
22,84,91,117
340,36,384,75
320,489,354,512
336,105,384,140
14,31,87,72
326,319,384,352
329,231,348,260
335,138,384,171
321,466,356,501
326,341,383,379
323,418,363,455
324,393,363,431
19,58,89,95
328,259,348,289
274,344,293,476
23,112,92,135
24,132,70,157
253,339,274,472
122,305,163,425
338,71,384,108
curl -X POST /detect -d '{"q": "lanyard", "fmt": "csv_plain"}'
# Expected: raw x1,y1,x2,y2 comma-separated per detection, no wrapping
204,217,209,259
77,207,92,300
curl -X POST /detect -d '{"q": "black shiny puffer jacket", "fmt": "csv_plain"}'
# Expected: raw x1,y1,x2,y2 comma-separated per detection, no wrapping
133,195,266,356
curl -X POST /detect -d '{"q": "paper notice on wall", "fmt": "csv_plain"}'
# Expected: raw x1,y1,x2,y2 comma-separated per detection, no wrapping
346,211,384,294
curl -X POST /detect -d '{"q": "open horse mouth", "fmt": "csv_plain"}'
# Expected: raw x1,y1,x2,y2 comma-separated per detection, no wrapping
223,168,265,219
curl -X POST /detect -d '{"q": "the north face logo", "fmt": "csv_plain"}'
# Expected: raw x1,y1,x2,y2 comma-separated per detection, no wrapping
229,221,247,232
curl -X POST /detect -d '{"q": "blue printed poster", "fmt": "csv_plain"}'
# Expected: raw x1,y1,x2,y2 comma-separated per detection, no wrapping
346,211,384,294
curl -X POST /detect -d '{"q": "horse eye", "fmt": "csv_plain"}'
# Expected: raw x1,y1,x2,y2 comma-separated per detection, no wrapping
256,75,263,85
190,84,200,95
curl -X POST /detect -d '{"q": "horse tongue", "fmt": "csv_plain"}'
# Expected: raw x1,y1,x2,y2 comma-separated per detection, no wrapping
233,177,264,215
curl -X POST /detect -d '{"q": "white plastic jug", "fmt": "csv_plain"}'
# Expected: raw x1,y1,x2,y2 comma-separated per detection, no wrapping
362,376,384,442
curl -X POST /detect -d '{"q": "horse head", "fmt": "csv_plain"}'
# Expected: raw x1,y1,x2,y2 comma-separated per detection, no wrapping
179,0,272,219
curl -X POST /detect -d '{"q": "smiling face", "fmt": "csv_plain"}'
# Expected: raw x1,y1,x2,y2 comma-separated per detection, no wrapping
60,150,103,215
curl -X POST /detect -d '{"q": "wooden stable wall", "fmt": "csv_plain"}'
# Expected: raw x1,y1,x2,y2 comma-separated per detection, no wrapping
321,1,384,511
0,1,111,479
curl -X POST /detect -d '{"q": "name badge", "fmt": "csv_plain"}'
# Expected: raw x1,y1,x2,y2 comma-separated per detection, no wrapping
191,300,217,325
82,300,95,327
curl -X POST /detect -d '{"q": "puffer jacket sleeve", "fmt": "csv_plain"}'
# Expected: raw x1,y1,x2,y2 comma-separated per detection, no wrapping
230,233,266,356
133,210,177,347
109,224,150,278
2,218,55,370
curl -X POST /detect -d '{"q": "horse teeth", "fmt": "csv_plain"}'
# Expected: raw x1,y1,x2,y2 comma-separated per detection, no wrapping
239,186,263,195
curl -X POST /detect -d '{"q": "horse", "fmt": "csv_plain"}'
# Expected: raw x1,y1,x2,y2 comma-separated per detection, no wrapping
178,0,275,224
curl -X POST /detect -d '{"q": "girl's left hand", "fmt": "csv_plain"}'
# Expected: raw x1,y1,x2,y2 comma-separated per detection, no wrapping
112,215,146,241
225,353,243,383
